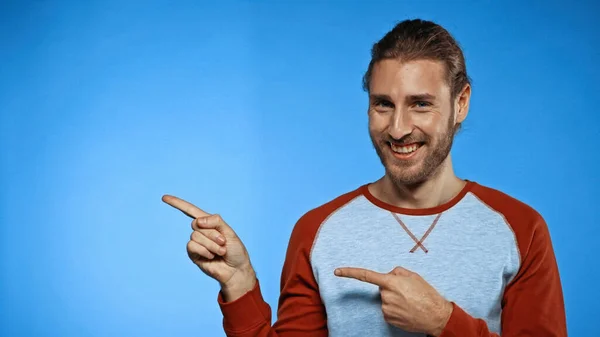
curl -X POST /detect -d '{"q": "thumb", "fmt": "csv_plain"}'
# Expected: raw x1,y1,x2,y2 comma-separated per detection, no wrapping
196,214,236,236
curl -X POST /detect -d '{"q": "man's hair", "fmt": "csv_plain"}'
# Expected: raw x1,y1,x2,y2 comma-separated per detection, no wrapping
362,19,471,101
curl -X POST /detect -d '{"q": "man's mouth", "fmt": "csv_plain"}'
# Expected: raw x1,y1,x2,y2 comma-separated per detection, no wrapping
389,141,424,158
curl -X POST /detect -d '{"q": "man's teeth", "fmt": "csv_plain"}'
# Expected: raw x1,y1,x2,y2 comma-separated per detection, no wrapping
391,143,420,154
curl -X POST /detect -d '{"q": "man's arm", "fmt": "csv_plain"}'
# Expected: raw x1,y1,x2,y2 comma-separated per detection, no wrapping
217,211,328,337
439,215,567,336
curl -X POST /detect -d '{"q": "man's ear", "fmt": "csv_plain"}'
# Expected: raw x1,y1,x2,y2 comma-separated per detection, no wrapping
454,84,471,124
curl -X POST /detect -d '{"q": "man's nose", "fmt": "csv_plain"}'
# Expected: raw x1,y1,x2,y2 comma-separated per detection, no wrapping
388,109,413,140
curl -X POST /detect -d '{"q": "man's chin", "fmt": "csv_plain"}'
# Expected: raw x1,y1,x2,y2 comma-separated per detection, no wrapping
385,165,427,186
384,156,421,171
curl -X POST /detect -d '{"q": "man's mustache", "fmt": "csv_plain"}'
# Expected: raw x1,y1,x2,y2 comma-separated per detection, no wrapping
383,135,428,145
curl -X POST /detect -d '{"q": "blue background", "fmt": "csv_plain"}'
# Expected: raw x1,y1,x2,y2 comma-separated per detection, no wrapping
1,1,597,336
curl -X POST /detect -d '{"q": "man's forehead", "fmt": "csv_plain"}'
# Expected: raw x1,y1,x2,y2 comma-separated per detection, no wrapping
370,59,449,98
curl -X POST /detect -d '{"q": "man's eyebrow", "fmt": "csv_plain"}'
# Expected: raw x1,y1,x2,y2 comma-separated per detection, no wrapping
369,94,393,101
405,93,437,103
369,93,437,103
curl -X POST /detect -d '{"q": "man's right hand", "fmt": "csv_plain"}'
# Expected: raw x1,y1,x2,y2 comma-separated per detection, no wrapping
162,195,256,302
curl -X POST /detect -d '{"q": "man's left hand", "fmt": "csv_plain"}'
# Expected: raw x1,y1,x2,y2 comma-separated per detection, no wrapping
334,266,453,336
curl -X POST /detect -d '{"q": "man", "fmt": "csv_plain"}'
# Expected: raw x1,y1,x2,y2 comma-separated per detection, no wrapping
163,19,567,336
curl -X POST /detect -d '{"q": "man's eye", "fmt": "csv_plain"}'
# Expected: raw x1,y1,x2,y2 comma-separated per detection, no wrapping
375,100,394,108
415,101,431,108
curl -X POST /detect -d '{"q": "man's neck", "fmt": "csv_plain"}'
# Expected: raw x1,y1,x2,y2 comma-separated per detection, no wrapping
369,157,466,210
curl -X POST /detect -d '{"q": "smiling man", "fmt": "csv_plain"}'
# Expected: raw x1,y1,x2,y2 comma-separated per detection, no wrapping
163,19,567,336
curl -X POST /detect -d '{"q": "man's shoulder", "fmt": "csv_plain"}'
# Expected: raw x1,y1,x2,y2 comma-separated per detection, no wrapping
305,185,365,219
288,184,366,243
469,181,546,233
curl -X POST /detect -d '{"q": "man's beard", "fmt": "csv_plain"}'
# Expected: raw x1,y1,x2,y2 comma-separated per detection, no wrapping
370,114,458,187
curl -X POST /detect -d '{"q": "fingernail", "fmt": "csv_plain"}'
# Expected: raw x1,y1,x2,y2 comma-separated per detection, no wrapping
216,235,226,244
219,247,226,255
334,269,341,276
197,217,206,225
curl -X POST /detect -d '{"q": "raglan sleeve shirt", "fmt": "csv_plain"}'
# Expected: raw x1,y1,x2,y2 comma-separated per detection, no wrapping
216,186,567,336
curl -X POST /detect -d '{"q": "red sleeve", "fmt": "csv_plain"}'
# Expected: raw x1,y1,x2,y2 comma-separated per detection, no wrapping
439,187,567,336
216,190,361,336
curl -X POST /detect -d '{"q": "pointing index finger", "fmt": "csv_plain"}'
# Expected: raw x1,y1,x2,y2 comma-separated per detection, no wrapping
334,267,389,287
162,194,210,219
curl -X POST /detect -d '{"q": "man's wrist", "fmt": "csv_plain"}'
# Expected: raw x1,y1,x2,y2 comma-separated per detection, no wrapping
429,300,453,336
221,266,257,302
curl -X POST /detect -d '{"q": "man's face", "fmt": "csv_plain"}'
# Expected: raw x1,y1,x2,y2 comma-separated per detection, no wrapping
368,59,466,186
